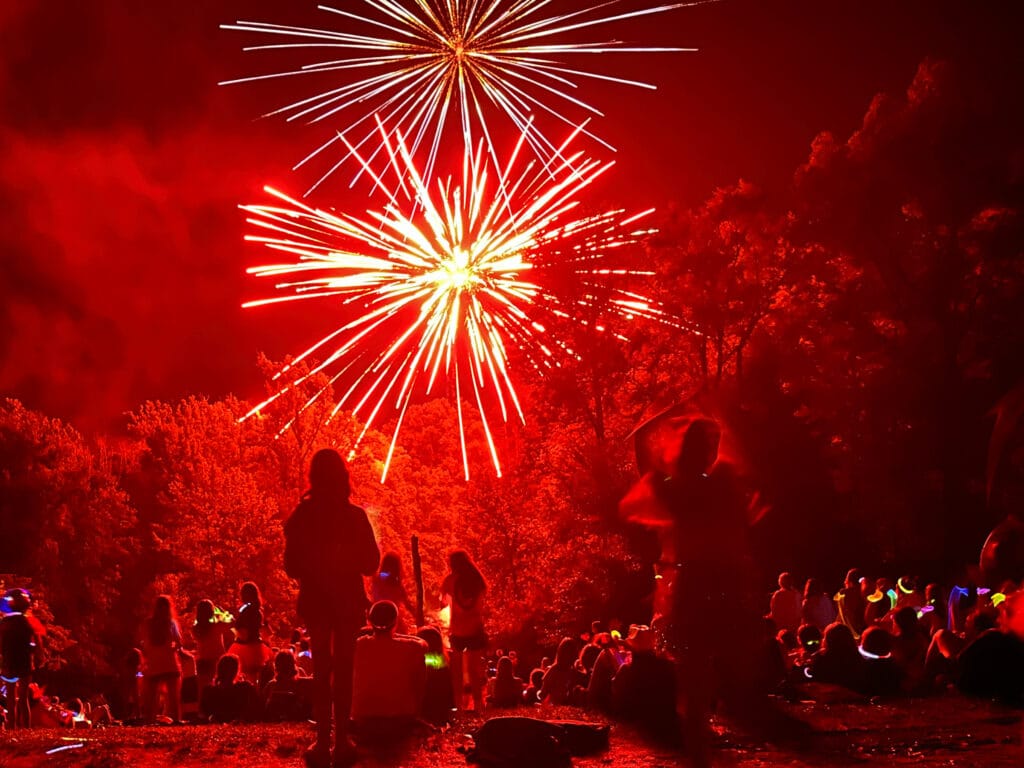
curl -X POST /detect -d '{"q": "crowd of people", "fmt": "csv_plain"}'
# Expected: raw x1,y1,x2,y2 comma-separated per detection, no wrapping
766,569,1024,702
2,443,1024,768
4,565,1022,730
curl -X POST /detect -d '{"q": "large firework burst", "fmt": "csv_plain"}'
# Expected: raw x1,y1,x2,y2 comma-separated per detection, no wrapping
241,121,683,479
222,0,699,193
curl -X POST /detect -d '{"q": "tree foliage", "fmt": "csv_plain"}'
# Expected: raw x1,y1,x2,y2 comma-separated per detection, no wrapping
0,399,135,668
4,58,1024,671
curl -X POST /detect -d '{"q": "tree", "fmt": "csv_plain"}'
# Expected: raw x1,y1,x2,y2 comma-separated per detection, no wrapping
0,399,136,668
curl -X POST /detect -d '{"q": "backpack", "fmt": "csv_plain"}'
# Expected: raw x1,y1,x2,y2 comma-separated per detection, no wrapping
466,717,572,768
546,720,610,756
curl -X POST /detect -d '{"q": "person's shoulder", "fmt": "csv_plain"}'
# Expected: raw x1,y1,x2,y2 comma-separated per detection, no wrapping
286,497,315,527
345,502,371,521
394,633,428,650
710,459,742,479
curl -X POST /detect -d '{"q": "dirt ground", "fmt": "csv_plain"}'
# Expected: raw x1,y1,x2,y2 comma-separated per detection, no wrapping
1,694,1020,768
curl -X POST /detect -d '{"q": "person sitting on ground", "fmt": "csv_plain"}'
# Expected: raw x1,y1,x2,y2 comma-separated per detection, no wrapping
864,578,895,628
890,606,928,693
294,637,313,677
895,575,925,611
538,637,582,705
350,601,428,738
116,648,144,723
955,607,1024,705
263,650,312,721
801,578,837,631
919,583,947,636
754,617,787,693
794,623,823,671
834,568,867,638
488,655,524,708
769,572,803,633
858,626,901,697
31,690,74,728
610,624,678,744
178,644,199,721
925,606,990,690
806,622,864,692
370,552,416,634
506,650,521,677
776,629,800,671
417,626,454,726
586,633,626,712
200,653,260,723
575,643,601,679
523,668,545,705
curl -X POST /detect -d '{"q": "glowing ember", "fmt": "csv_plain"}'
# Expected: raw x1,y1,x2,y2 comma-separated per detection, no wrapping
240,120,687,480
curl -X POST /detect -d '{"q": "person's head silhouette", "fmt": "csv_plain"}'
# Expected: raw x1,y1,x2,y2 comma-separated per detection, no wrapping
673,418,720,478
368,600,399,637
216,653,241,685
309,448,351,500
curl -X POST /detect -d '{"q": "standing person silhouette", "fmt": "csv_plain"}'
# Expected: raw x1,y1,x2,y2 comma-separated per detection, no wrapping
285,449,380,768
441,550,487,711
140,595,183,724
1,588,45,728
648,418,760,768
228,581,273,684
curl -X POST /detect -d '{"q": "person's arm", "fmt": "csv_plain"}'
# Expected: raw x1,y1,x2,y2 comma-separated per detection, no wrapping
220,623,233,652
619,471,673,528
32,624,46,669
351,507,381,576
538,667,555,703
440,574,454,607
399,582,415,614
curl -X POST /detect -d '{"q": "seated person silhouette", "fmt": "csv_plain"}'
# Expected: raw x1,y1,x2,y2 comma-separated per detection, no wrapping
351,601,428,740
199,653,260,723
263,650,313,721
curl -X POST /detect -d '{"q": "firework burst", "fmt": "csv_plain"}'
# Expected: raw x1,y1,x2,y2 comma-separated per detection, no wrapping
241,121,685,480
222,0,701,193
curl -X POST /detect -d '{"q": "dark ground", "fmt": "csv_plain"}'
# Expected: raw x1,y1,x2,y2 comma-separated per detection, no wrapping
1,694,1020,767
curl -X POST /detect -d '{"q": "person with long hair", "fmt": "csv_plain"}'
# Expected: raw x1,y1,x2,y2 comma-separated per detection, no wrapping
802,578,837,631
538,637,581,705
285,448,380,768
441,549,487,711
228,581,273,684
191,599,232,693
807,622,865,691
141,594,183,723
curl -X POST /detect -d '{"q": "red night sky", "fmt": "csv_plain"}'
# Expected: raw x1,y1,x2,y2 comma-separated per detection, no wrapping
0,0,1019,431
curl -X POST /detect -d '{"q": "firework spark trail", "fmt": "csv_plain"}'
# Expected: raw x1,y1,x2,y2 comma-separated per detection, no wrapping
221,0,704,193
240,121,690,480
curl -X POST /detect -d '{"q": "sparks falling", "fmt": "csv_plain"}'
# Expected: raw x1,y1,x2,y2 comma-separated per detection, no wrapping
221,0,699,193
240,121,685,480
